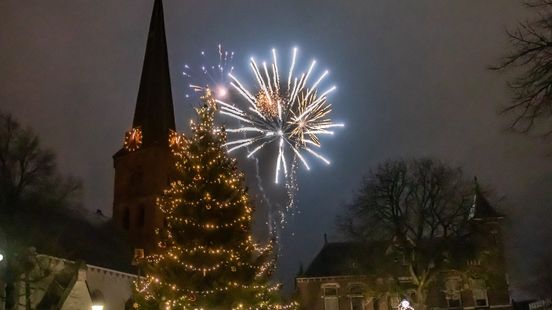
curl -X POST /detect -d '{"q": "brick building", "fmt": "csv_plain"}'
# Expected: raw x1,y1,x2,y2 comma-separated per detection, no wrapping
296,187,512,310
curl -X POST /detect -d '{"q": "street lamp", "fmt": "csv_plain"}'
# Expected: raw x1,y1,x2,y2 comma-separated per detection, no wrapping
91,305,103,310
0,253,3,262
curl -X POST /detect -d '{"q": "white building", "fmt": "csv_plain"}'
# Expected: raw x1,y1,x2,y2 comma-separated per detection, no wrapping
1,254,135,310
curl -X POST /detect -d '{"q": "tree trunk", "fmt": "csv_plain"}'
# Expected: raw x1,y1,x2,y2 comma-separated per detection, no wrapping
24,271,31,310
416,285,426,310
4,281,16,310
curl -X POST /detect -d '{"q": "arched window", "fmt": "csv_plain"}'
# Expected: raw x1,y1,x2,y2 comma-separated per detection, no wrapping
322,283,340,310
348,283,364,310
123,208,130,230
445,277,462,309
137,205,145,228
470,278,488,307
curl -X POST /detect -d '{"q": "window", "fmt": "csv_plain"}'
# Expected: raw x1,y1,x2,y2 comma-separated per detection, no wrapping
323,284,340,310
123,208,130,230
446,293,462,309
137,205,145,227
348,283,364,310
470,278,488,307
445,278,462,309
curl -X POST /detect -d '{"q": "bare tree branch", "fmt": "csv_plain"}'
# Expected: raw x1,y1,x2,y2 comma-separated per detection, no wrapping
492,1,552,135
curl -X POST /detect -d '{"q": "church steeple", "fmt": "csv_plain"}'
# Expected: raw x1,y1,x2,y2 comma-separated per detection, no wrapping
112,0,177,253
133,0,175,147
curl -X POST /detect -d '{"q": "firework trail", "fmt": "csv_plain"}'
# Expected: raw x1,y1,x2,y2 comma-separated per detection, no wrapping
182,44,235,100
217,47,343,235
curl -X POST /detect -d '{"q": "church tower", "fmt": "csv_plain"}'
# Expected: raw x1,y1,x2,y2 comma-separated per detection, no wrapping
112,0,175,253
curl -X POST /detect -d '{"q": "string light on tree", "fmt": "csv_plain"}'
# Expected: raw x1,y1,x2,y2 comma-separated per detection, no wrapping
132,90,296,309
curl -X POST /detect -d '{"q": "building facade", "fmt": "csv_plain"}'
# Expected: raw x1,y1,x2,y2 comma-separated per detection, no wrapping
0,254,135,310
296,188,512,310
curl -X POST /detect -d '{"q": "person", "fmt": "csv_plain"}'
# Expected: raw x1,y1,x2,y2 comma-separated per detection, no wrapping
398,299,414,310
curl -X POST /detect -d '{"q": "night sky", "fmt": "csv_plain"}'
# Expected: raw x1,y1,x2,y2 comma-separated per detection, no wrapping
1,0,551,297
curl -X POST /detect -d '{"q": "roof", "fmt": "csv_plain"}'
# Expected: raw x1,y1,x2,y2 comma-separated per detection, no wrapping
470,178,503,220
302,242,389,277
132,0,175,147
2,205,134,274
301,238,480,279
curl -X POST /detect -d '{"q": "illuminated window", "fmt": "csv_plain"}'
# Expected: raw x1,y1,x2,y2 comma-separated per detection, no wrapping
348,283,364,310
323,283,340,310
470,278,488,307
445,278,462,309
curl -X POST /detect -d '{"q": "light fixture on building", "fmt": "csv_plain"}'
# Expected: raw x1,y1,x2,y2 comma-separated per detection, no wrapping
91,289,105,310
0,253,4,262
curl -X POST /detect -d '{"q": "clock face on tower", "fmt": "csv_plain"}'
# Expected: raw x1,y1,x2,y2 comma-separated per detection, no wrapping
124,127,143,152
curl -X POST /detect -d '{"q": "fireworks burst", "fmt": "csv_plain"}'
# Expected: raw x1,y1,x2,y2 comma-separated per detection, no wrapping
182,44,234,100
218,47,344,184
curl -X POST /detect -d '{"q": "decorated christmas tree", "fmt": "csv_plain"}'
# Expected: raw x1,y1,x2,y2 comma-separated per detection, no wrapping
133,90,294,309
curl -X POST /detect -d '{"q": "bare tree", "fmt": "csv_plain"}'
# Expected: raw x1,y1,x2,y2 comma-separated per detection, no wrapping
0,110,81,215
0,110,82,309
492,1,552,135
337,159,474,309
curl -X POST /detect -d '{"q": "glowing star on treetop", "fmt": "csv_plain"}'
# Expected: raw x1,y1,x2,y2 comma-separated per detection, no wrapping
217,47,344,183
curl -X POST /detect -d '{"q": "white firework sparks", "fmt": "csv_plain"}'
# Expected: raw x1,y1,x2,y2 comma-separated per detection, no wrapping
218,47,344,184
182,44,234,100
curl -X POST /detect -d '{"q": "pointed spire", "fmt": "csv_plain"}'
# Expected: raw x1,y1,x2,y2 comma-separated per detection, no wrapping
470,177,503,221
133,0,175,147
